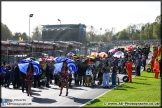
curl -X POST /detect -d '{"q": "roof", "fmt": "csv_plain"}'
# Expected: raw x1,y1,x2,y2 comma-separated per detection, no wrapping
41,24,86,28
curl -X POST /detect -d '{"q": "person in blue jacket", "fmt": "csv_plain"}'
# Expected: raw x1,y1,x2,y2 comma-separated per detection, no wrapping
4,65,10,87
6,64,15,88
0,64,5,86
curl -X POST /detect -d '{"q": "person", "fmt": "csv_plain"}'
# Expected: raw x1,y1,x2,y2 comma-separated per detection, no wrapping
6,64,15,88
135,57,141,76
111,62,118,86
4,65,10,88
97,60,103,85
142,55,146,71
34,74,41,88
125,58,133,82
157,45,161,57
0,64,5,86
13,63,21,89
59,61,72,96
153,58,160,79
118,57,122,74
153,47,158,59
102,62,110,88
21,71,28,93
26,63,34,96
159,59,161,77
49,62,55,84
45,63,51,87
150,56,155,72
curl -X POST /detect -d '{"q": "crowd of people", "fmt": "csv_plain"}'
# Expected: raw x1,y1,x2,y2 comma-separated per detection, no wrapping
0,44,161,96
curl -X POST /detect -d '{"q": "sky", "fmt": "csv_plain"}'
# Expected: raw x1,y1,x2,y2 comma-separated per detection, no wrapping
1,1,161,36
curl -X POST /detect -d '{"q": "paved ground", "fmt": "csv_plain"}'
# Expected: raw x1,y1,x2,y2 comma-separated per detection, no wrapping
1,51,152,107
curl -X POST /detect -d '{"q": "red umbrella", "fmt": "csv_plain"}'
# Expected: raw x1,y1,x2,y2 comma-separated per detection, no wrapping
45,56,55,61
38,58,46,61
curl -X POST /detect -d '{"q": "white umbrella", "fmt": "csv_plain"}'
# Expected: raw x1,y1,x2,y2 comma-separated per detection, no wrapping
113,51,124,58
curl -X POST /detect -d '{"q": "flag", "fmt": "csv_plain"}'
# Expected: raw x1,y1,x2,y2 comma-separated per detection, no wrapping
19,37,21,41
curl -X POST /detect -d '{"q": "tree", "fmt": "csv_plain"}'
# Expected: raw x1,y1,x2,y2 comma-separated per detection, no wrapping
118,29,129,40
1,22,13,40
155,15,161,24
32,25,42,41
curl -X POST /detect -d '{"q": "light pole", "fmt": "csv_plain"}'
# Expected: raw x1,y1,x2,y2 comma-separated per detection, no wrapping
100,28,102,41
7,47,11,64
58,19,61,30
58,19,61,41
29,14,34,43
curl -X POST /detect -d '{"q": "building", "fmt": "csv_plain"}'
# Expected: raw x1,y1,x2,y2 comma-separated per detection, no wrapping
41,24,86,44
1,40,82,64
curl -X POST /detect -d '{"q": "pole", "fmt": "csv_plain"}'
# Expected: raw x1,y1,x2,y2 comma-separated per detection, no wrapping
29,16,30,43
32,47,33,57
7,48,9,64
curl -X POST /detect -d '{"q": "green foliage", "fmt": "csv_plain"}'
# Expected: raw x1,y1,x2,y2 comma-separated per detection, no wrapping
118,29,129,40
84,71,161,107
86,15,161,42
11,32,28,41
32,25,42,41
1,22,13,41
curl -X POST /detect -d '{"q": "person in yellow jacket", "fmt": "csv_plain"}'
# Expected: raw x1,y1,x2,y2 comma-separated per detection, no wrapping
153,58,160,79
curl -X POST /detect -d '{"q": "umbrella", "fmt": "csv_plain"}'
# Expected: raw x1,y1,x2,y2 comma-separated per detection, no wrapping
113,51,124,58
45,56,55,61
86,55,95,59
99,52,108,57
18,59,41,75
125,46,133,51
109,49,118,54
91,52,99,57
54,57,78,74
67,52,75,57
38,58,46,61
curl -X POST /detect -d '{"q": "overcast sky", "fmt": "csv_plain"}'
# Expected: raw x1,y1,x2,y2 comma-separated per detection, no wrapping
1,1,161,35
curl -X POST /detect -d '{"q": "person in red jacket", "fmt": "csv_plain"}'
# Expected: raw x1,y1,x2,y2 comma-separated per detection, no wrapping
125,58,132,82
150,56,155,72
153,58,160,78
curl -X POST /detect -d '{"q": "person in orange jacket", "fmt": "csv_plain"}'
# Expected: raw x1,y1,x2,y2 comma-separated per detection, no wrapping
150,56,155,72
125,58,132,82
153,58,160,78
157,45,161,57
153,47,158,59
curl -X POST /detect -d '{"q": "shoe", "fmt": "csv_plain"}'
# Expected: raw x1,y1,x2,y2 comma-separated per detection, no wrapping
27,94,29,96
30,93,32,96
65,92,68,96
59,92,62,96
22,91,24,93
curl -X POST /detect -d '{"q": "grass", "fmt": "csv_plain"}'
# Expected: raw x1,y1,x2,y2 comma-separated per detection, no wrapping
83,52,161,107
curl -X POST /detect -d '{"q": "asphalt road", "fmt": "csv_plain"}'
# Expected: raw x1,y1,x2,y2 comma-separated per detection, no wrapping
1,51,152,107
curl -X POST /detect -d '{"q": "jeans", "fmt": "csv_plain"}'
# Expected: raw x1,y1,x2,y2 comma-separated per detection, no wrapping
112,72,117,85
102,73,110,87
7,75,14,87
22,78,28,92
46,76,50,87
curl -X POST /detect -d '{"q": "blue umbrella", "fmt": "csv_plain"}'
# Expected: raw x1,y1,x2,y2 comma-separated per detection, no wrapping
18,59,41,75
54,57,78,74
